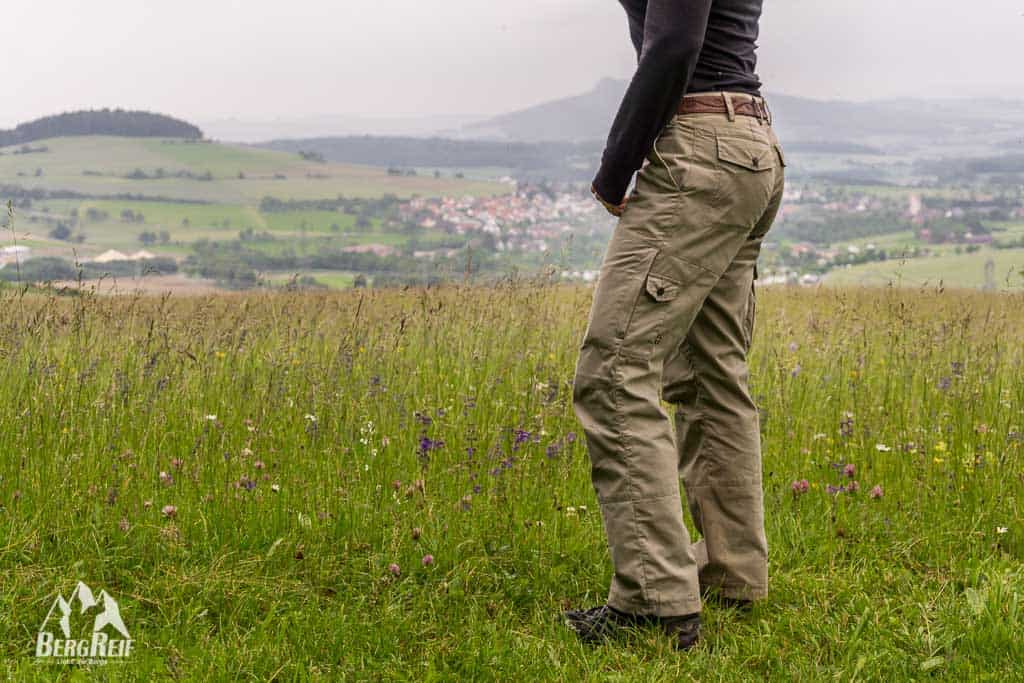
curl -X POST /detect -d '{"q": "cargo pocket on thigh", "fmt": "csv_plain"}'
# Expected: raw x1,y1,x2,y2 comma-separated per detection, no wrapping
619,249,699,360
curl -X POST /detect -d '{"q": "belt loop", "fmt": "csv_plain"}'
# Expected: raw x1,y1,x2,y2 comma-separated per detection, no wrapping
751,95,763,125
721,91,735,122
764,98,772,126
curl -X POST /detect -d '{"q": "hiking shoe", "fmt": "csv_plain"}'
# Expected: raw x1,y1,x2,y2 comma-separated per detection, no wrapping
658,612,701,651
564,605,701,650
563,605,639,643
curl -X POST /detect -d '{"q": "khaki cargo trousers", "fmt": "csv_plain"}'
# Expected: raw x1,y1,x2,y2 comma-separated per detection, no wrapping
573,95,785,617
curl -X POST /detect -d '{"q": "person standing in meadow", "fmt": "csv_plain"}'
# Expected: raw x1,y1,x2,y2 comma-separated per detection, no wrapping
566,0,786,650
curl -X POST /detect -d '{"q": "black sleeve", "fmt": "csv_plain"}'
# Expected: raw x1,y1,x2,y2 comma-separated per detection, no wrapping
619,0,647,59
593,0,713,205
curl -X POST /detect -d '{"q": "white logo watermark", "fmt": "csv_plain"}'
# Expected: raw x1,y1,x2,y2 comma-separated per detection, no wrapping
35,581,132,665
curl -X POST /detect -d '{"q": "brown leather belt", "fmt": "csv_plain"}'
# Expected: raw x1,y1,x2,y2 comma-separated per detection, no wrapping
678,93,772,123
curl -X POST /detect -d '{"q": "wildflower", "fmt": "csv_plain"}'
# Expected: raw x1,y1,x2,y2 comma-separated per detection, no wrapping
118,518,130,532
382,436,391,448
791,364,802,378
869,485,884,499
418,436,445,455
254,460,265,470
937,376,952,391
159,471,174,486
271,484,280,493
840,412,854,438
826,484,846,495
305,414,317,423
791,479,810,495
934,441,947,453
951,361,964,377
546,442,562,459
843,463,856,478
392,479,402,491
241,447,254,457
161,504,177,518
788,341,799,352
997,527,1008,535
848,480,860,493
875,443,891,452
205,414,217,421
171,458,183,469
422,554,434,567
512,429,532,449
144,500,153,509
412,527,422,540
388,563,401,577
566,506,578,515
566,432,577,443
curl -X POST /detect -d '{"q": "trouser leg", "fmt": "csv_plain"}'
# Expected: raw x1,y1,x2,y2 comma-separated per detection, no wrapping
572,227,731,617
663,235,767,601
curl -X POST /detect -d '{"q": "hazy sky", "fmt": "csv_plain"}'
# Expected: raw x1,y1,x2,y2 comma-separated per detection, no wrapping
2,0,1023,128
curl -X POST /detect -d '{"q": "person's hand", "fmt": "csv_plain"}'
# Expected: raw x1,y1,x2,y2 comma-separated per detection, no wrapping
591,184,628,217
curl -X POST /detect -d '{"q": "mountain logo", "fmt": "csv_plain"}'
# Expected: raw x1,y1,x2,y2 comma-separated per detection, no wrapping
35,581,133,662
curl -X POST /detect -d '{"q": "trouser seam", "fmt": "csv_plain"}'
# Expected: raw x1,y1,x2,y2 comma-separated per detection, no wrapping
607,348,652,605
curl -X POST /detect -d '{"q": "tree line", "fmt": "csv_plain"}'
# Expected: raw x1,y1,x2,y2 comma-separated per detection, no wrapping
0,109,202,147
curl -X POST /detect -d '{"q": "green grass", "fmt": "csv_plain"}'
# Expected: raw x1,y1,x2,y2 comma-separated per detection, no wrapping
823,247,1024,289
1,284,1023,679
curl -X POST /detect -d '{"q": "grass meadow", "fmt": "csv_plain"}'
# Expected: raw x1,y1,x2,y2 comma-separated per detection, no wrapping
1,282,1023,680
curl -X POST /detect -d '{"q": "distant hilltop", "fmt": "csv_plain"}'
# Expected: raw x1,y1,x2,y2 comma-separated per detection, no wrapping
0,109,203,148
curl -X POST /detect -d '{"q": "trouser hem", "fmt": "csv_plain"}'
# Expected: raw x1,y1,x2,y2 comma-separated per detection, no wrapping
701,581,767,601
607,594,702,618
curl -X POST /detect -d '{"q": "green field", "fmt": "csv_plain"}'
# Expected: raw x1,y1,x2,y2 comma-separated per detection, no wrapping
2,284,1023,679
823,247,1024,289
0,136,506,204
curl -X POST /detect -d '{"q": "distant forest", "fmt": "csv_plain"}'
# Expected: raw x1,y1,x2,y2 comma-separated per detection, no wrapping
0,109,202,147
258,136,602,173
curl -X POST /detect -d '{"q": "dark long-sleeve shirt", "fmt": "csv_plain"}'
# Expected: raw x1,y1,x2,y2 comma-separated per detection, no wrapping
593,0,764,205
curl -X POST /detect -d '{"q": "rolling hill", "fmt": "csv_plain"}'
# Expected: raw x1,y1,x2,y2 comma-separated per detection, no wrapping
0,109,202,147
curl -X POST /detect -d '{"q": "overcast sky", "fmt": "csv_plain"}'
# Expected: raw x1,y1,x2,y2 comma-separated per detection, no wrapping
2,0,1023,128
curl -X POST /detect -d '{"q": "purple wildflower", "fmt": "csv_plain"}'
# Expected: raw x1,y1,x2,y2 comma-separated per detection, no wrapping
843,463,856,478
826,484,846,495
512,428,532,449
869,485,884,499
422,554,434,567
161,504,177,518
418,436,445,454
388,563,401,576
791,479,810,495
938,376,952,391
